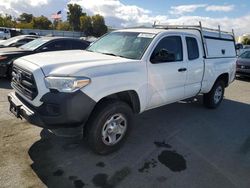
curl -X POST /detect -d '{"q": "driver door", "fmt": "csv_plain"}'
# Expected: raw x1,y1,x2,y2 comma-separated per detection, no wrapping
146,35,187,109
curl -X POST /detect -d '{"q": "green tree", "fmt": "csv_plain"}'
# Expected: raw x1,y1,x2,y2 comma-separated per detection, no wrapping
92,14,108,37
242,38,250,45
32,16,52,29
0,14,15,27
52,19,59,29
80,15,92,36
67,4,85,31
15,22,33,29
18,13,33,23
56,21,71,31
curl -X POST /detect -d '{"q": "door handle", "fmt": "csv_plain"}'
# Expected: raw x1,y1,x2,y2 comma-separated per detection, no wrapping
178,68,187,72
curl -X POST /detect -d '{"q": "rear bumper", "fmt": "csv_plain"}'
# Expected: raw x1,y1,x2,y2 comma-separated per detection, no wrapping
8,90,96,129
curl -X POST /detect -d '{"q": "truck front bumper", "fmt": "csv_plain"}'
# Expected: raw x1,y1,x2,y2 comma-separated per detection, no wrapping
8,90,96,129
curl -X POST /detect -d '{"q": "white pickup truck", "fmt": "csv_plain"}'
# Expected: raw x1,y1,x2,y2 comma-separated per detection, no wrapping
8,24,236,154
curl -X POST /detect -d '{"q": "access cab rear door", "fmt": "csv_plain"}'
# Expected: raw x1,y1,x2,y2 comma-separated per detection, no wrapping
183,34,204,98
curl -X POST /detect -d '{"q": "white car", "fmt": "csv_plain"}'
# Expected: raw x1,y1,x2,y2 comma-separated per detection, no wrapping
8,25,236,154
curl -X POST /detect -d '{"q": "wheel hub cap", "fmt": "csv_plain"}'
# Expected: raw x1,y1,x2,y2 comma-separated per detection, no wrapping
214,86,223,104
102,113,127,146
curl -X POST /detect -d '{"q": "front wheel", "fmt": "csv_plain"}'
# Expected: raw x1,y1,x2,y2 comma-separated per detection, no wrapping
203,80,225,109
85,100,133,155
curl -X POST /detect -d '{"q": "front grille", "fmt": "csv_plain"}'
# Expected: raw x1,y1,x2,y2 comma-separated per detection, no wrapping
11,65,38,100
237,64,250,69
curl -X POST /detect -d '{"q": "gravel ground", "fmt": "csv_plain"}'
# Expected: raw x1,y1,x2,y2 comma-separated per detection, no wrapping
0,77,250,188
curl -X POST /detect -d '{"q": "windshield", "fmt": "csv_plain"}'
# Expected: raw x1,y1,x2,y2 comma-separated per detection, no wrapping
20,38,49,50
240,51,250,59
87,32,155,60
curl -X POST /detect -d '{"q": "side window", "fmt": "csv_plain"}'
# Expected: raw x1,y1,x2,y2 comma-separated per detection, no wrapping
24,38,34,43
45,40,69,51
186,37,199,60
19,38,33,44
14,39,31,46
71,40,89,50
150,36,183,64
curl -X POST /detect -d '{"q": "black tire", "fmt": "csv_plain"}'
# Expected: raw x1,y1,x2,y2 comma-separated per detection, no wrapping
203,80,225,109
85,100,133,155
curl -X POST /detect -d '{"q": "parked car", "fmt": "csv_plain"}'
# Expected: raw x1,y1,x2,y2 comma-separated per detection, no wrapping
0,27,11,39
28,32,39,36
0,37,89,78
0,35,40,48
8,25,236,154
236,50,250,77
236,44,250,56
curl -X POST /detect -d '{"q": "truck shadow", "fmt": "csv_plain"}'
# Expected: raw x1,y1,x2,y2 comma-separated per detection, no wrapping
236,76,250,82
28,98,250,188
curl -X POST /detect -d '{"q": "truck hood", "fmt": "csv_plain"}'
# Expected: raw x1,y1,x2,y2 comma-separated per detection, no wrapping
20,50,139,76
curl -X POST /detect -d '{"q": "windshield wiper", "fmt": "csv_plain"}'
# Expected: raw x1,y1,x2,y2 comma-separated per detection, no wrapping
102,52,117,56
101,52,126,58
86,49,93,52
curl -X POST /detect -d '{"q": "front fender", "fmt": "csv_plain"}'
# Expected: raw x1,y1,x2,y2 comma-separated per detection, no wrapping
81,63,148,112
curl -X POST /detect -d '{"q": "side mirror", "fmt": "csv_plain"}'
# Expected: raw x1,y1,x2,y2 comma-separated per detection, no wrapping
235,44,243,50
151,48,175,63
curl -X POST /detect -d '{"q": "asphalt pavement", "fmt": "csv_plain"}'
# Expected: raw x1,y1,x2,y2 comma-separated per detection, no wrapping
0,78,250,188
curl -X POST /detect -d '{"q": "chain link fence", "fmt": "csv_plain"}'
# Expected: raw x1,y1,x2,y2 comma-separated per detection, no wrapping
21,29,85,38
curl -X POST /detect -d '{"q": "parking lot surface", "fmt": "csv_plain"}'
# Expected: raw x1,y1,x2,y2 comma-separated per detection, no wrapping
0,78,250,188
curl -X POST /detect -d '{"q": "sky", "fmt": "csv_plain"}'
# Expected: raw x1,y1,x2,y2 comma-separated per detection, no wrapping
0,0,249,35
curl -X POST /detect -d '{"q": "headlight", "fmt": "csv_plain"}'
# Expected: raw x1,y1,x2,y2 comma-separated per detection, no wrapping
45,76,91,93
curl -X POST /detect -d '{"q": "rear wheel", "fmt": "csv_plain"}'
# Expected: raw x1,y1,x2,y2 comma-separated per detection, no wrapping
203,80,225,109
85,100,133,155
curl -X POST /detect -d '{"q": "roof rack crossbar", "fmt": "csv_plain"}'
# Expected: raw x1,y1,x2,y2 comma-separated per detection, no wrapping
153,22,233,35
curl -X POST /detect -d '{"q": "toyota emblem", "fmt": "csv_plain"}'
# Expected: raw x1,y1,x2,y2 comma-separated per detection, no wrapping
15,72,22,82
